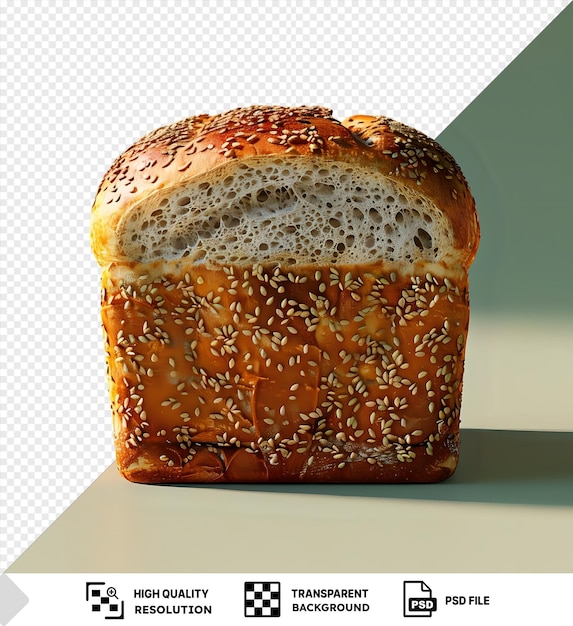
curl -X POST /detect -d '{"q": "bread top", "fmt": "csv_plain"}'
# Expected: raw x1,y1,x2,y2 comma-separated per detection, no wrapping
90,105,479,271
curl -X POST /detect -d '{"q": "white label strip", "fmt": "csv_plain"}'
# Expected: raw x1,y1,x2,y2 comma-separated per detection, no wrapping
4,572,571,625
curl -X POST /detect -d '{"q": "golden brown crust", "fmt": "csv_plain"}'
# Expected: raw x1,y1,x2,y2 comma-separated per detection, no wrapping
101,260,467,483
91,105,479,269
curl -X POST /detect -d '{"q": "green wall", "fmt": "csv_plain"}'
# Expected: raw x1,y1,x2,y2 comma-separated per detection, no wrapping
438,3,573,317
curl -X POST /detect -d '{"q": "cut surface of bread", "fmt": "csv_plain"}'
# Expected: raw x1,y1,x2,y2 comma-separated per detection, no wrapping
118,156,454,268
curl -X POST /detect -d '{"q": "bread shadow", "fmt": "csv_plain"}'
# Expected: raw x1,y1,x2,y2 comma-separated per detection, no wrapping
184,429,573,506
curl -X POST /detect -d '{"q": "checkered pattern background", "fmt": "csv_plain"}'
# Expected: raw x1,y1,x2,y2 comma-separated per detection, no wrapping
0,0,568,572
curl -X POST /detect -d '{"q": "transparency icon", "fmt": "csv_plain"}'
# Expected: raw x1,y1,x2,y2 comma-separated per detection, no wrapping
244,581,281,617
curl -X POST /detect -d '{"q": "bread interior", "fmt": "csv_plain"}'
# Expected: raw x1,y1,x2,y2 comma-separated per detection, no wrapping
119,156,454,267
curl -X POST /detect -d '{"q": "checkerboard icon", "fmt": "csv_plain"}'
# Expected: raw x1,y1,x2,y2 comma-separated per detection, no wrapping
244,582,281,617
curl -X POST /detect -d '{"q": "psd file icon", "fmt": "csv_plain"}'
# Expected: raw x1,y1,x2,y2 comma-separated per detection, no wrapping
403,581,437,617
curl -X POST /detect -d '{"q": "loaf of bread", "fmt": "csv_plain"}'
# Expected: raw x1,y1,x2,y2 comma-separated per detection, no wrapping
91,105,479,483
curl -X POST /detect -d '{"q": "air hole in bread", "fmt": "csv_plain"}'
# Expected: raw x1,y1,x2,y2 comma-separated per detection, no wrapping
172,236,188,250
222,215,240,228
417,228,433,249
369,208,383,224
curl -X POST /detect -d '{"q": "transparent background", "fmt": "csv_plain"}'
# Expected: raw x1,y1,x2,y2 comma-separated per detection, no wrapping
1,0,569,573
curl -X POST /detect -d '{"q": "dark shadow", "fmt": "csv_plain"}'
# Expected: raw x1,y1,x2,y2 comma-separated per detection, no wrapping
177,429,573,507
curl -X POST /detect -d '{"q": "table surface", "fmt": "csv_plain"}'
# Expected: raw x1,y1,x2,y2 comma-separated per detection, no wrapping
8,317,573,574
8,427,573,574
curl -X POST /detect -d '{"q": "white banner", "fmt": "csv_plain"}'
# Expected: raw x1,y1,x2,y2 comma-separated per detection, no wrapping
2,573,571,625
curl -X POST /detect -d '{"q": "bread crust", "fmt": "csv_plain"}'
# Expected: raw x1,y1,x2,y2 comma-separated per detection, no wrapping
91,105,480,484
91,106,479,269
101,260,466,483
